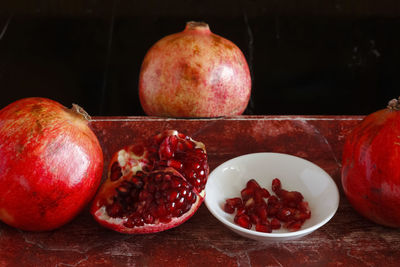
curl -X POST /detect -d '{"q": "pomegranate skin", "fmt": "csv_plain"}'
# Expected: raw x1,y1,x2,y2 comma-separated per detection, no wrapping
139,21,251,118
0,97,104,231
342,98,400,227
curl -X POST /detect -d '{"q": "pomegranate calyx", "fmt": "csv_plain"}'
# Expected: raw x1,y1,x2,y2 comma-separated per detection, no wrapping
387,97,400,111
70,103,91,121
185,21,210,32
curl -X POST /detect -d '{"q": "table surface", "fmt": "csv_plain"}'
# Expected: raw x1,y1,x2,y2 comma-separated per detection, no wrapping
1,115,399,267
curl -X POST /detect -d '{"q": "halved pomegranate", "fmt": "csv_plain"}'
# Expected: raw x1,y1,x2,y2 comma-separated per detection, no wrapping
90,130,209,233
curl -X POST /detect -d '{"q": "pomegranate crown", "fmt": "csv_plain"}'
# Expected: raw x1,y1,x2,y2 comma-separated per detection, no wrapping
387,97,400,111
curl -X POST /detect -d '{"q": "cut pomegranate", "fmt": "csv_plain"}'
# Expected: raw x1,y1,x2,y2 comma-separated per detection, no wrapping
223,178,311,233
90,130,209,234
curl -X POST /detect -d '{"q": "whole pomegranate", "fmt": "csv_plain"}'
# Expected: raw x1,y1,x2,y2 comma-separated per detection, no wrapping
342,97,400,227
0,97,103,231
90,130,209,233
139,21,251,117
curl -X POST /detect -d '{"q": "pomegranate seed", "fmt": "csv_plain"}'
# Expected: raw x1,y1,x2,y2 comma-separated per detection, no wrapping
168,159,183,170
224,203,235,214
256,223,272,233
285,221,303,232
110,162,122,181
246,179,261,190
240,188,253,201
279,190,304,207
159,214,172,223
226,197,243,208
236,206,246,216
107,202,123,217
270,218,281,230
132,144,145,156
234,215,252,229
256,206,268,223
168,190,179,202
245,197,255,208
249,213,260,225
277,208,295,222
297,201,311,213
271,178,281,193
143,213,154,224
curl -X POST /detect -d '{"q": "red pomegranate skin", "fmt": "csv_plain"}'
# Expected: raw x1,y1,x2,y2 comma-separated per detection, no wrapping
0,98,104,231
139,21,251,117
342,100,400,227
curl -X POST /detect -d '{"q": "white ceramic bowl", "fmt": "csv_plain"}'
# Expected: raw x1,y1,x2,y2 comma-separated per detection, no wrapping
204,152,340,242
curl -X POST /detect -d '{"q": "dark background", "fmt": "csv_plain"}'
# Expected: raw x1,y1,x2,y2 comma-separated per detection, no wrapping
0,1,399,116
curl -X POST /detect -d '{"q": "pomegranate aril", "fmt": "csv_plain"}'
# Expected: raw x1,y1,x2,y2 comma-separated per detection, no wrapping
234,215,252,229
246,179,261,190
143,214,154,224
159,214,172,223
277,208,295,222
223,203,235,214
256,223,272,233
110,162,122,181
236,206,246,216
297,201,311,213
270,218,281,230
285,221,303,232
240,188,253,201
107,202,123,217
249,213,260,225
226,197,243,208
279,189,304,207
168,190,180,202
116,183,131,195
130,177,144,188
167,159,183,170
271,178,281,193
245,197,255,208
256,206,268,223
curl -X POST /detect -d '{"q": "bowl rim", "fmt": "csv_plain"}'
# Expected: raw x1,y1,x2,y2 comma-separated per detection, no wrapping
204,152,340,238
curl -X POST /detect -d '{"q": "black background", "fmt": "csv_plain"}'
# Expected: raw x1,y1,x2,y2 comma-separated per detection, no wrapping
1,1,399,116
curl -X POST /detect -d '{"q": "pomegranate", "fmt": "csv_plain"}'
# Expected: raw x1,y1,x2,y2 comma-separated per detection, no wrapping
224,178,311,232
342,97,400,227
90,130,209,233
0,97,103,231
139,21,251,118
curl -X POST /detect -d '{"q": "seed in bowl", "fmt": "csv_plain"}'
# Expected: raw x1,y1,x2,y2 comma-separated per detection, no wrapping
223,178,311,232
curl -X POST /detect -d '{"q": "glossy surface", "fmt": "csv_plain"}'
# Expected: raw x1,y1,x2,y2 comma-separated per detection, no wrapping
342,106,400,227
0,98,104,231
139,22,251,117
205,152,339,241
1,115,400,266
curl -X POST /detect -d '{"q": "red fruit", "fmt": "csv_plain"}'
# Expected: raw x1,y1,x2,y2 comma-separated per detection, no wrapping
342,97,400,227
139,21,251,118
0,98,103,231
90,130,209,234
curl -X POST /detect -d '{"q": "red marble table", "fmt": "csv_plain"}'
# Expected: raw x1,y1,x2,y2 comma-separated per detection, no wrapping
1,116,399,266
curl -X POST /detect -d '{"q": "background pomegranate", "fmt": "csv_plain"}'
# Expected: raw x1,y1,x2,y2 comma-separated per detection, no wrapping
90,130,209,233
0,97,104,231
342,97,400,227
139,21,251,118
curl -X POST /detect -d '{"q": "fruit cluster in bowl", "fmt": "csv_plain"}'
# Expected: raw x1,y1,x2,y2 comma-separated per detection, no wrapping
205,153,340,241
